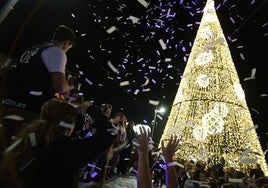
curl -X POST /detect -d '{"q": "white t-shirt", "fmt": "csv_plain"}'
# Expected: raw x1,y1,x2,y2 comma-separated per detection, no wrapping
41,46,67,73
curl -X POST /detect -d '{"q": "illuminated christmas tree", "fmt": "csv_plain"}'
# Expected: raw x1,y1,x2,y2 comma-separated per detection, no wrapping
160,0,268,176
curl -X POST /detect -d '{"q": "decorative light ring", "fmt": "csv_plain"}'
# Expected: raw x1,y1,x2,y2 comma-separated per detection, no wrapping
197,73,210,88
213,102,229,118
199,27,213,39
204,12,217,23
202,112,225,135
133,124,151,135
195,51,213,65
193,124,207,141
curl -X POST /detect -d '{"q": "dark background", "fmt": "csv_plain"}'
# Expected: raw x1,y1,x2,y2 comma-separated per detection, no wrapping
0,0,267,152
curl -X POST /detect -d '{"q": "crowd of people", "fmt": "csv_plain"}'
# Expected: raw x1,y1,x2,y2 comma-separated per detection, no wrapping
0,24,267,188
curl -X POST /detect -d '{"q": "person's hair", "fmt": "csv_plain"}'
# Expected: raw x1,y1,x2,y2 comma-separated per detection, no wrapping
41,97,77,124
101,103,112,113
1,98,77,187
51,25,76,46
68,93,85,105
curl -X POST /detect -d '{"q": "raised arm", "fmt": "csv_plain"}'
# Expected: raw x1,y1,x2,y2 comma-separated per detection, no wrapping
161,135,180,188
137,126,152,188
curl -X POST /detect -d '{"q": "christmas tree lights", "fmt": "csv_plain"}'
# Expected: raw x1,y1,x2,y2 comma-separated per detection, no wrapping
160,0,268,176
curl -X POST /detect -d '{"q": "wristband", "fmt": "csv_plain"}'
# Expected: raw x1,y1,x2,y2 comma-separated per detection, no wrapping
166,161,177,167
166,161,185,168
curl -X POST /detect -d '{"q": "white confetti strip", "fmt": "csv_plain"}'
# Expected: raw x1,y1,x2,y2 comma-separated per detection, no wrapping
137,0,149,8
164,58,171,62
3,114,25,121
140,77,149,87
159,39,167,50
29,132,36,147
106,26,117,34
29,91,43,96
119,81,130,86
6,139,22,152
59,121,75,129
107,60,119,74
149,100,160,106
128,15,140,24
19,158,34,171
244,68,256,81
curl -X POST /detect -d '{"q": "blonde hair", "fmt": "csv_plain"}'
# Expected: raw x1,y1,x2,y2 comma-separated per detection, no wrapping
1,98,77,187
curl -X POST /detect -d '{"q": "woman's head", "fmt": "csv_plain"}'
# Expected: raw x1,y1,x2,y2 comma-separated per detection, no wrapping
41,98,77,136
41,98,77,123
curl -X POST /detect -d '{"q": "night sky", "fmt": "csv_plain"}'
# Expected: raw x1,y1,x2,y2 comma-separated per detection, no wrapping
0,0,267,152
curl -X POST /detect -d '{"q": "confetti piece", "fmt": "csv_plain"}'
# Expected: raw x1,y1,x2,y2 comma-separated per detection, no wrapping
3,115,25,121
85,78,93,85
244,124,258,133
19,158,34,172
240,53,245,60
240,148,251,158
149,100,160,106
107,60,119,74
6,139,22,152
140,77,150,87
159,39,167,50
260,94,268,97
244,68,256,81
133,89,140,95
164,58,171,62
228,178,243,183
29,91,43,96
120,81,130,86
59,121,75,129
240,158,257,164
251,108,260,115
106,26,117,34
137,0,149,8
29,132,36,147
128,15,140,24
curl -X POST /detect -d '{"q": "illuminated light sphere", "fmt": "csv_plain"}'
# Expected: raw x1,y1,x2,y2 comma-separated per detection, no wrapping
204,0,214,11
193,124,207,141
234,83,245,99
133,124,151,135
202,112,225,135
213,102,229,118
197,73,210,88
195,51,213,65
160,0,268,175
204,12,217,23
199,27,213,39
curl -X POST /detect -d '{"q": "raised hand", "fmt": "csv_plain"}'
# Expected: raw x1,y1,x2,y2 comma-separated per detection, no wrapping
136,125,152,188
161,135,180,188
161,134,180,163
137,126,150,154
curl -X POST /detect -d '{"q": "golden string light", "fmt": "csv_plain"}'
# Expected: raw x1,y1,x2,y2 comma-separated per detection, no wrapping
160,0,268,176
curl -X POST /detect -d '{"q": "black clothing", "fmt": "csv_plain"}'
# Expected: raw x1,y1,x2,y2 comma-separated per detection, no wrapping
117,126,135,175
2,42,56,114
30,133,115,188
29,105,117,188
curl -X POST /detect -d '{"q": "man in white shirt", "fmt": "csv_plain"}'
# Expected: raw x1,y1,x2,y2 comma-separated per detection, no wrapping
0,24,76,151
